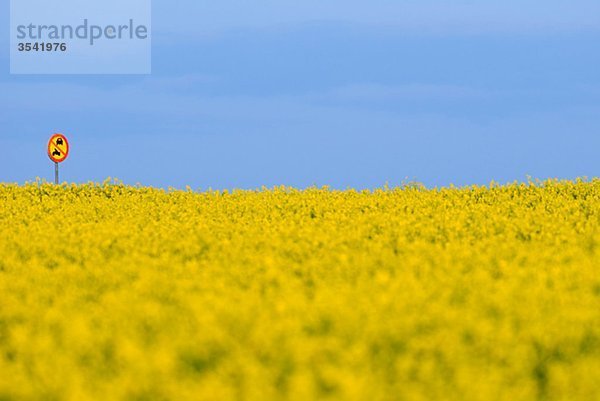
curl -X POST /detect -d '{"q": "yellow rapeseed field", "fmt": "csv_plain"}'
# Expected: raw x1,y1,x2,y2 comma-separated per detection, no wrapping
0,179,599,401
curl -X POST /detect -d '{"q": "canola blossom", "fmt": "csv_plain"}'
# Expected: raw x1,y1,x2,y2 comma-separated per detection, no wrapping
0,179,599,401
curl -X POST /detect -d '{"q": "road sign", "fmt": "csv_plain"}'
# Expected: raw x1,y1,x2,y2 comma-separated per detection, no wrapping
48,134,70,163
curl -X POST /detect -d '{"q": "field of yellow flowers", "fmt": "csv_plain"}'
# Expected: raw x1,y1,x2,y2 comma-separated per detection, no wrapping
0,179,599,401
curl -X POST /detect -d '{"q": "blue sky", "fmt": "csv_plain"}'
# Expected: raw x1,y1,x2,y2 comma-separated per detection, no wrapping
1,0,600,189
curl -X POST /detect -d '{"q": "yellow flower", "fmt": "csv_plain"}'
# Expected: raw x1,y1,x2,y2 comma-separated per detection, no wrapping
0,179,598,400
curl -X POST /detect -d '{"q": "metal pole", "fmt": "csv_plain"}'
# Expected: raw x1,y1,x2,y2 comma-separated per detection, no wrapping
55,162,59,185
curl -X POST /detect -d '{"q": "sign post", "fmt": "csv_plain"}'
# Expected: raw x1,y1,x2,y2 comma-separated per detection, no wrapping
47,134,70,184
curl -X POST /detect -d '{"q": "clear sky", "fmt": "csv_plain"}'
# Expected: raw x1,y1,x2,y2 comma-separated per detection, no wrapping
1,0,599,189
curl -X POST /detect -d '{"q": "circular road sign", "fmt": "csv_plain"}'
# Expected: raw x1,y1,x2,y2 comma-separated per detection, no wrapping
48,133,70,163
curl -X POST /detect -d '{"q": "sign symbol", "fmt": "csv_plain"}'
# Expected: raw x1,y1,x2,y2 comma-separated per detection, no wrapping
52,149,61,157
